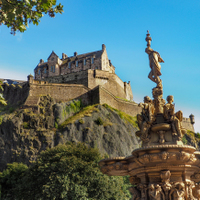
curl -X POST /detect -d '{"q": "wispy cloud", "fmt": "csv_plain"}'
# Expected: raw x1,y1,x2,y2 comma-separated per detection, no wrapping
16,33,23,42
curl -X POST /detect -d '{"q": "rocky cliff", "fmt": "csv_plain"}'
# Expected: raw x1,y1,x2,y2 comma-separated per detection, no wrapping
0,96,140,171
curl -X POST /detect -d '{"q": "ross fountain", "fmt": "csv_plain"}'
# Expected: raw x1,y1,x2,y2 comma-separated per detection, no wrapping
98,31,200,200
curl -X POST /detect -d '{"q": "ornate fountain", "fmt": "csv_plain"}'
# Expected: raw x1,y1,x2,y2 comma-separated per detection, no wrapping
99,31,200,200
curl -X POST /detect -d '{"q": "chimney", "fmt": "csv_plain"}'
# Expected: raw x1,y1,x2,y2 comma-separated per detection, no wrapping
74,52,78,56
40,59,44,64
102,44,106,51
62,53,67,60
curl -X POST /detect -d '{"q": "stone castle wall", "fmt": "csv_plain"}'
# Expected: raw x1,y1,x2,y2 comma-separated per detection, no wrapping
25,78,91,108
42,69,133,101
182,117,194,132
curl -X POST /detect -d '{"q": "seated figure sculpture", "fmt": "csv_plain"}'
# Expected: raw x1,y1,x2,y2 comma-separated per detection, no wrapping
164,95,184,140
137,96,155,142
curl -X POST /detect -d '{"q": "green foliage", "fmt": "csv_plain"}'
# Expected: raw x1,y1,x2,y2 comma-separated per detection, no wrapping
60,104,99,129
187,130,195,138
182,135,187,145
0,116,3,125
23,122,29,129
9,107,15,113
79,118,85,124
115,96,135,103
54,121,58,129
196,132,200,139
66,99,83,115
103,104,139,128
0,0,64,34
0,162,28,200
95,117,104,125
0,143,131,200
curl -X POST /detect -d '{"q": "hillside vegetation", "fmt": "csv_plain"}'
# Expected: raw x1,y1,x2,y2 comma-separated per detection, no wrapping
0,97,139,171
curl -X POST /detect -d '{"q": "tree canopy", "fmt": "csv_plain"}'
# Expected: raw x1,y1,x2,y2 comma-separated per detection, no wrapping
0,0,63,34
0,142,132,200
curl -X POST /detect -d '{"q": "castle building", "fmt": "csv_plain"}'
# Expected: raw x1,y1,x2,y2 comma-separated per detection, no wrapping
34,44,133,101
35,44,115,80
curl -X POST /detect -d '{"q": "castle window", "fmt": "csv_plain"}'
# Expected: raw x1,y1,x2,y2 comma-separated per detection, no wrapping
68,62,71,68
83,59,86,65
51,66,53,72
53,66,55,73
76,60,78,67
38,69,40,75
44,68,47,74
91,57,94,64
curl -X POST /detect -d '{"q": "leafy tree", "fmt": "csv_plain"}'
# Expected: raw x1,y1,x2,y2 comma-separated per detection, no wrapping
0,162,28,199
0,81,7,106
0,0,63,34
0,143,132,200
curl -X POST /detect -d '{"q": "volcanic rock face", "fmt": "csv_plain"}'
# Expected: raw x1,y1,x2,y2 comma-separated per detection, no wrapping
0,100,139,171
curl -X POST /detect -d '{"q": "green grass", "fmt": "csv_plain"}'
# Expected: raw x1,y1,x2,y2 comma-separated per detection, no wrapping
59,104,99,129
103,104,138,128
115,96,135,103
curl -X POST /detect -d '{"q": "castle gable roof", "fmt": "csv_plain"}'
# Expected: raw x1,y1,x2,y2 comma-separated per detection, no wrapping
61,50,103,65
47,51,59,61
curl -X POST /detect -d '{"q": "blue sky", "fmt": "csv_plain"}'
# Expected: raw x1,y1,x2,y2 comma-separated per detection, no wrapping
0,0,200,132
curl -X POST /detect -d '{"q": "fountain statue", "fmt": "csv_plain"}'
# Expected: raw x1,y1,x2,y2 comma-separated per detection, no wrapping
99,31,200,200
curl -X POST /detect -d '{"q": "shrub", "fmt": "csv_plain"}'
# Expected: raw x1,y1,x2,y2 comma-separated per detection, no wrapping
23,122,29,129
54,122,58,129
196,132,200,139
95,117,104,125
9,107,15,113
182,135,187,145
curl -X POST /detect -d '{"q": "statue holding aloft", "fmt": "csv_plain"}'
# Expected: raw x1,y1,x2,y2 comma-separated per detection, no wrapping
136,31,186,146
145,30,164,89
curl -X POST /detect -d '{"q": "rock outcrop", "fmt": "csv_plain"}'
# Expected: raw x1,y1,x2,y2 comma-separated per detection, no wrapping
0,97,139,171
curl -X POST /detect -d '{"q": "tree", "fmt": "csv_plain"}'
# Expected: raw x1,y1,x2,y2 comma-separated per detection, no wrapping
0,0,63,34
0,143,132,200
0,81,6,106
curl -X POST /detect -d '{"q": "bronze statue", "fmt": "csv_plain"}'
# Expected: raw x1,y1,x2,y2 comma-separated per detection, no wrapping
169,182,185,200
145,31,164,88
137,96,155,142
164,95,183,140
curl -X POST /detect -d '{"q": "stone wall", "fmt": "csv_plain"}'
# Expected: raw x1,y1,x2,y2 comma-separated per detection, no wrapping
24,78,91,108
42,69,133,101
182,117,194,132
97,86,141,117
